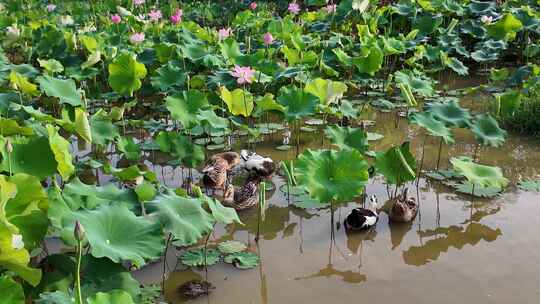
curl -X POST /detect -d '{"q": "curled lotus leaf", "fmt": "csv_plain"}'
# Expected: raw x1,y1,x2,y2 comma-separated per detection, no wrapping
427,99,472,128
470,114,507,147
374,142,417,186
409,111,454,144
450,157,509,189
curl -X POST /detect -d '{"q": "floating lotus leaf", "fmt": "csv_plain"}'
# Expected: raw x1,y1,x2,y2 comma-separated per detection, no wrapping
166,90,209,129
427,99,472,127
219,86,254,117
425,169,462,181
218,241,247,254
296,149,369,204
305,78,348,105
37,76,82,106
409,112,454,144
324,126,369,153
487,13,523,40
64,204,163,266
468,0,497,15
147,194,214,247
470,114,506,147
46,125,75,180
204,196,242,225
450,157,508,189
180,249,220,267
375,142,417,185
87,290,134,304
277,86,319,121
518,179,540,192
224,252,260,269
108,53,147,97
448,181,502,198
0,275,25,304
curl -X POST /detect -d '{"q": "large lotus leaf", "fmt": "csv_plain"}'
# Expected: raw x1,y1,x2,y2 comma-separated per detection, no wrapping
450,157,508,189
324,126,369,153
277,86,318,121
394,70,434,96
219,86,254,117
147,194,214,247
218,240,247,254
495,90,521,117
0,275,25,304
296,149,369,204
64,204,163,266
409,112,454,144
61,178,138,211
449,181,502,198
470,114,506,147
427,99,472,127
196,109,229,129
166,90,209,129
38,58,64,74
90,115,119,147
9,71,39,96
87,290,134,304
37,76,82,106
0,136,57,180
74,108,92,143
204,196,242,225
487,13,523,40
353,46,383,76
375,142,417,185
0,223,41,286
46,125,75,180
108,53,147,97
155,132,204,168
305,78,348,105
150,62,186,92
224,252,260,269
116,136,140,161
180,248,220,267
468,0,497,16
254,94,285,116
0,118,33,136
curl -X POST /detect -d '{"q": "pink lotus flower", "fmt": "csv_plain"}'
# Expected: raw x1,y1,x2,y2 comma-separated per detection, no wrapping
170,9,182,24
133,0,145,6
218,27,231,40
130,32,145,44
263,32,274,46
230,65,255,84
250,2,257,10
288,2,300,14
325,4,337,13
46,4,56,12
148,9,162,22
481,15,493,24
111,14,122,24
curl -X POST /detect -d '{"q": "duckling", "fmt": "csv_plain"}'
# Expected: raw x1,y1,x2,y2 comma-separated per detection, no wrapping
344,195,379,231
389,188,418,223
202,152,241,192
222,176,260,211
240,150,276,178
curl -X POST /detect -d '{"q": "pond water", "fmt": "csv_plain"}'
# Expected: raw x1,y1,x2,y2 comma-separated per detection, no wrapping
125,76,540,303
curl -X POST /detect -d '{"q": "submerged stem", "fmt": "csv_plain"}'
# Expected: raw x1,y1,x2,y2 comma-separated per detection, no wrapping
435,137,444,171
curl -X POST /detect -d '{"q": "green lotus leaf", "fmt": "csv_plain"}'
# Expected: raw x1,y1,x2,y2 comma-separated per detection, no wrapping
134,181,156,202
495,90,521,117
35,291,73,304
151,62,186,92
90,115,119,147
448,181,502,198
204,196,242,225
108,53,147,97
147,194,214,247
87,290,134,304
305,78,348,105
487,13,523,40
427,99,472,127
296,149,369,204
196,109,229,130
166,90,209,129
254,94,285,116
0,136,57,180
155,132,204,168
37,76,82,107
38,58,64,74
218,240,247,254
0,118,33,136
468,0,497,15
64,204,162,266
413,13,443,35
224,252,260,269
339,100,358,118
353,46,383,76
440,53,468,76
9,71,39,96
219,86,254,117
0,223,41,286
116,136,140,161
324,126,369,153
470,114,506,147
0,275,25,304
518,179,540,192
46,125,75,180
74,108,92,143
394,70,434,97
450,157,508,189
277,86,319,121
375,142,417,185
409,112,454,144
221,38,242,63
180,248,220,267
82,51,102,70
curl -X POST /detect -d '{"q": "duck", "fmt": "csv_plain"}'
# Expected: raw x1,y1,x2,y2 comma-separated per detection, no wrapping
222,176,260,211
202,152,241,192
389,188,418,222
344,195,379,231
240,150,276,178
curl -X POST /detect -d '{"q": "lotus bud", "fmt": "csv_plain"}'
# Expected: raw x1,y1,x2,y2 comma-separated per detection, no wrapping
74,220,85,241
5,138,13,153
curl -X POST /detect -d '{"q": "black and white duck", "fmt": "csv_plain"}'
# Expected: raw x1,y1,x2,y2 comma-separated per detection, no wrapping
202,152,241,192
389,188,418,223
240,150,276,178
344,195,379,231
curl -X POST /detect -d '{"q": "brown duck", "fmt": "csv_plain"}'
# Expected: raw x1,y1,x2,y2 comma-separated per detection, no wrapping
202,152,241,192
223,176,260,211
389,188,418,222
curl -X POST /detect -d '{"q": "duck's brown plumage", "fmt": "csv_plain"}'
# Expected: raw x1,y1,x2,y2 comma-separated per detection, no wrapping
202,152,240,190
223,178,259,211
389,188,418,222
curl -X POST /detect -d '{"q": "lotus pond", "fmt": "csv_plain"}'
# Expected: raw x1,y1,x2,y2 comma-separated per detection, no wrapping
1,0,540,303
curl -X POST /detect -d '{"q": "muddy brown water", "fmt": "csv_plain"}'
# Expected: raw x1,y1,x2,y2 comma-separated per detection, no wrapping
122,83,540,303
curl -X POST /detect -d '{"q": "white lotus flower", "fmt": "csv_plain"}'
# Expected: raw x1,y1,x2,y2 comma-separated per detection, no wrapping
60,15,74,26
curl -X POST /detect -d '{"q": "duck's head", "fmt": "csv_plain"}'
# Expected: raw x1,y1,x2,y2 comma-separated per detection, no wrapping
221,152,241,167
240,149,251,161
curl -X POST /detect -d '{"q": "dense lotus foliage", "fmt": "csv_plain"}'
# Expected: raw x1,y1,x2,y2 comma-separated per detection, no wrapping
0,0,538,302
